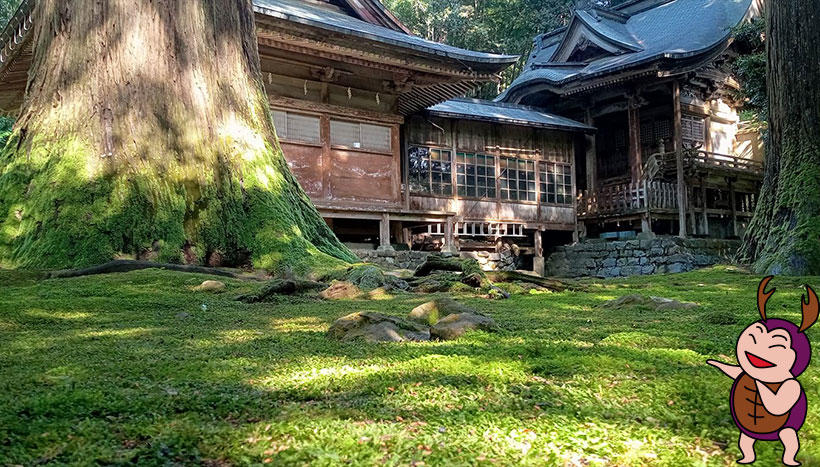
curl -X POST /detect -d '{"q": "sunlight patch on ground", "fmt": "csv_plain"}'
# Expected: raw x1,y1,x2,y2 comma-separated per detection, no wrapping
270,316,326,333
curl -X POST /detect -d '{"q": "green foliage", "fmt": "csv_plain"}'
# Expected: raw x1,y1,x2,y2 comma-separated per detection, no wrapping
731,18,767,121
383,0,576,98
0,116,12,149
1,266,819,464
0,0,22,30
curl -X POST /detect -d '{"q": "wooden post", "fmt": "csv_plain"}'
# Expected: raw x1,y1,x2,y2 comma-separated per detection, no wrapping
585,108,597,192
402,227,412,248
442,216,458,255
533,229,545,276
378,212,394,252
627,95,642,182
700,176,709,236
729,178,738,237
673,81,687,238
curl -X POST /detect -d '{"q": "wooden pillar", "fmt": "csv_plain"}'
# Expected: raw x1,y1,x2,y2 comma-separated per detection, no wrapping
533,229,545,276
402,227,413,249
585,109,597,191
442,216,458,254
673,81,687,238
700,177,709,236
378,212,393,252
627,95,642,182
729,179,738,237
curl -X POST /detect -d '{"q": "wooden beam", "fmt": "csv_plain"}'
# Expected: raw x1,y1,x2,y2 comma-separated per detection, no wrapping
442,217,458,254
700,176,709,236
729,178,738,237
378,212,393,251
533,229,545,276
627,95,642,182
585,108,597,192
673,81,687,238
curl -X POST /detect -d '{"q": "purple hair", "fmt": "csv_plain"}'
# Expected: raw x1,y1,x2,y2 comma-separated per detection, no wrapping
763,318,812,377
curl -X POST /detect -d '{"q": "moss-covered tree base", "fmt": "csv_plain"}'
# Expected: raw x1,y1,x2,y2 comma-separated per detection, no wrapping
0,0,355,275
0,136,355,275
739,0,820,276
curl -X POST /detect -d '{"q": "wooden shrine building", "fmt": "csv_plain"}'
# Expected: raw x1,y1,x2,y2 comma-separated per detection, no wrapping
0,0,765,274
498,0,764,240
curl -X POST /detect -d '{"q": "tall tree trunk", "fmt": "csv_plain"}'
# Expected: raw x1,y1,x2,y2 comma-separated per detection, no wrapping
0,0,356,273
739,0,820,275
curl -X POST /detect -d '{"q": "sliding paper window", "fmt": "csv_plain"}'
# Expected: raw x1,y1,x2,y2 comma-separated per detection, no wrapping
408,147,452,196
457,153,496,198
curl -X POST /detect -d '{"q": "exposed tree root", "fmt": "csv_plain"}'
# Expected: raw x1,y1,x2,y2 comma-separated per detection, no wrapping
47,260,262,281
236,279,328,303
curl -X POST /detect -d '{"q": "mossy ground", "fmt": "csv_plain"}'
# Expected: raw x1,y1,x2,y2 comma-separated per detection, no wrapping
2,266,820,465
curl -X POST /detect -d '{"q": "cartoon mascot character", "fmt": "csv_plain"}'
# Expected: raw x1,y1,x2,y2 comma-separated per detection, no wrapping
708,276,818,465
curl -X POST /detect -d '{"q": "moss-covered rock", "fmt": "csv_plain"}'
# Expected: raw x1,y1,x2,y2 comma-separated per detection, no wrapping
408,298,478,325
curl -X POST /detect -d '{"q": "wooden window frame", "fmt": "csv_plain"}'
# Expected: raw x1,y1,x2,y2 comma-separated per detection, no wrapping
499,157,537,204
456,152,497,200
271,108,322,147
539,161,573,206
407,146,453,197
330,118,393,155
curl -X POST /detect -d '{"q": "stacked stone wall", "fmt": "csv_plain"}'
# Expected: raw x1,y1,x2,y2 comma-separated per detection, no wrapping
547,237,740,278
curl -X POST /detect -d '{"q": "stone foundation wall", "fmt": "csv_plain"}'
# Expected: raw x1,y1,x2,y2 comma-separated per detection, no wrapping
353,248,523,272
353,249,431,270
547,236,740,278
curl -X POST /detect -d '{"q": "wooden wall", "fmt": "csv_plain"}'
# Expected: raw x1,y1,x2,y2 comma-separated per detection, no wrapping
269,82,403,208
405,115,577,229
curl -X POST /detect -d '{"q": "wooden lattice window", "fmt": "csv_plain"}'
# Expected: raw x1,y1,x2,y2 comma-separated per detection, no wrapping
456,153,496,199
272,110,320,144
500,158,536,202
408,146,452,196
330,119,392,152
681,115,706,148
540,162,573,205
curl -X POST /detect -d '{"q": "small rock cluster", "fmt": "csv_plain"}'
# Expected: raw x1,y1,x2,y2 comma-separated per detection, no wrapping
328,298,498,343
547,236,740,278
597,294,699,312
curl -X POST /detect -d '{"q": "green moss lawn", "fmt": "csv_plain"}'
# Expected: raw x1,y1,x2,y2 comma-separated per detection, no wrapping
1,266,819,465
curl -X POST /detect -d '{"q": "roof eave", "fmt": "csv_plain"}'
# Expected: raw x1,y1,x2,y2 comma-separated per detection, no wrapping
253,5,519,69
425,109,595,133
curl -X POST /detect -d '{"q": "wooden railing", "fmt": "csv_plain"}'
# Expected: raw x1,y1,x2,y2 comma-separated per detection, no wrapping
647,149,764,177
578,180,678,218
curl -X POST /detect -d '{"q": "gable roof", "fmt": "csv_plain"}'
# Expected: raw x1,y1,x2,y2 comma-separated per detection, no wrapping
427,98,594,133
253,0,518,69
498,0,756,102
339,0,413,33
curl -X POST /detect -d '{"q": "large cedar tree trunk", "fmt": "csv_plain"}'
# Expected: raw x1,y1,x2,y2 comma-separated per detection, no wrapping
0,0,356,272
739,1,820,275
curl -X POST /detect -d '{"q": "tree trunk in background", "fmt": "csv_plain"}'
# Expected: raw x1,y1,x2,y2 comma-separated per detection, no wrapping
0,0,356,273
739,0,820,275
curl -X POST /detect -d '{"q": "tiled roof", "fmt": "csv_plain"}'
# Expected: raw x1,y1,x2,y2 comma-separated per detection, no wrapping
427,98,594,132
253,0,518,67
498,0,754,100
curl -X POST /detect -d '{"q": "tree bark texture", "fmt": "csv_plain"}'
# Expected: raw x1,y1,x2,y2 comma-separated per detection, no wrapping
0,0,356,272
739,0,820,275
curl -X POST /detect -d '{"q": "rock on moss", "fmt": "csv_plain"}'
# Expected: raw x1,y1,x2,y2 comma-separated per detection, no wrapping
408,298,478,325
431,313,499,340
193,280,226,292
598,294,698,311
320,281,364,300
328,312,430,342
